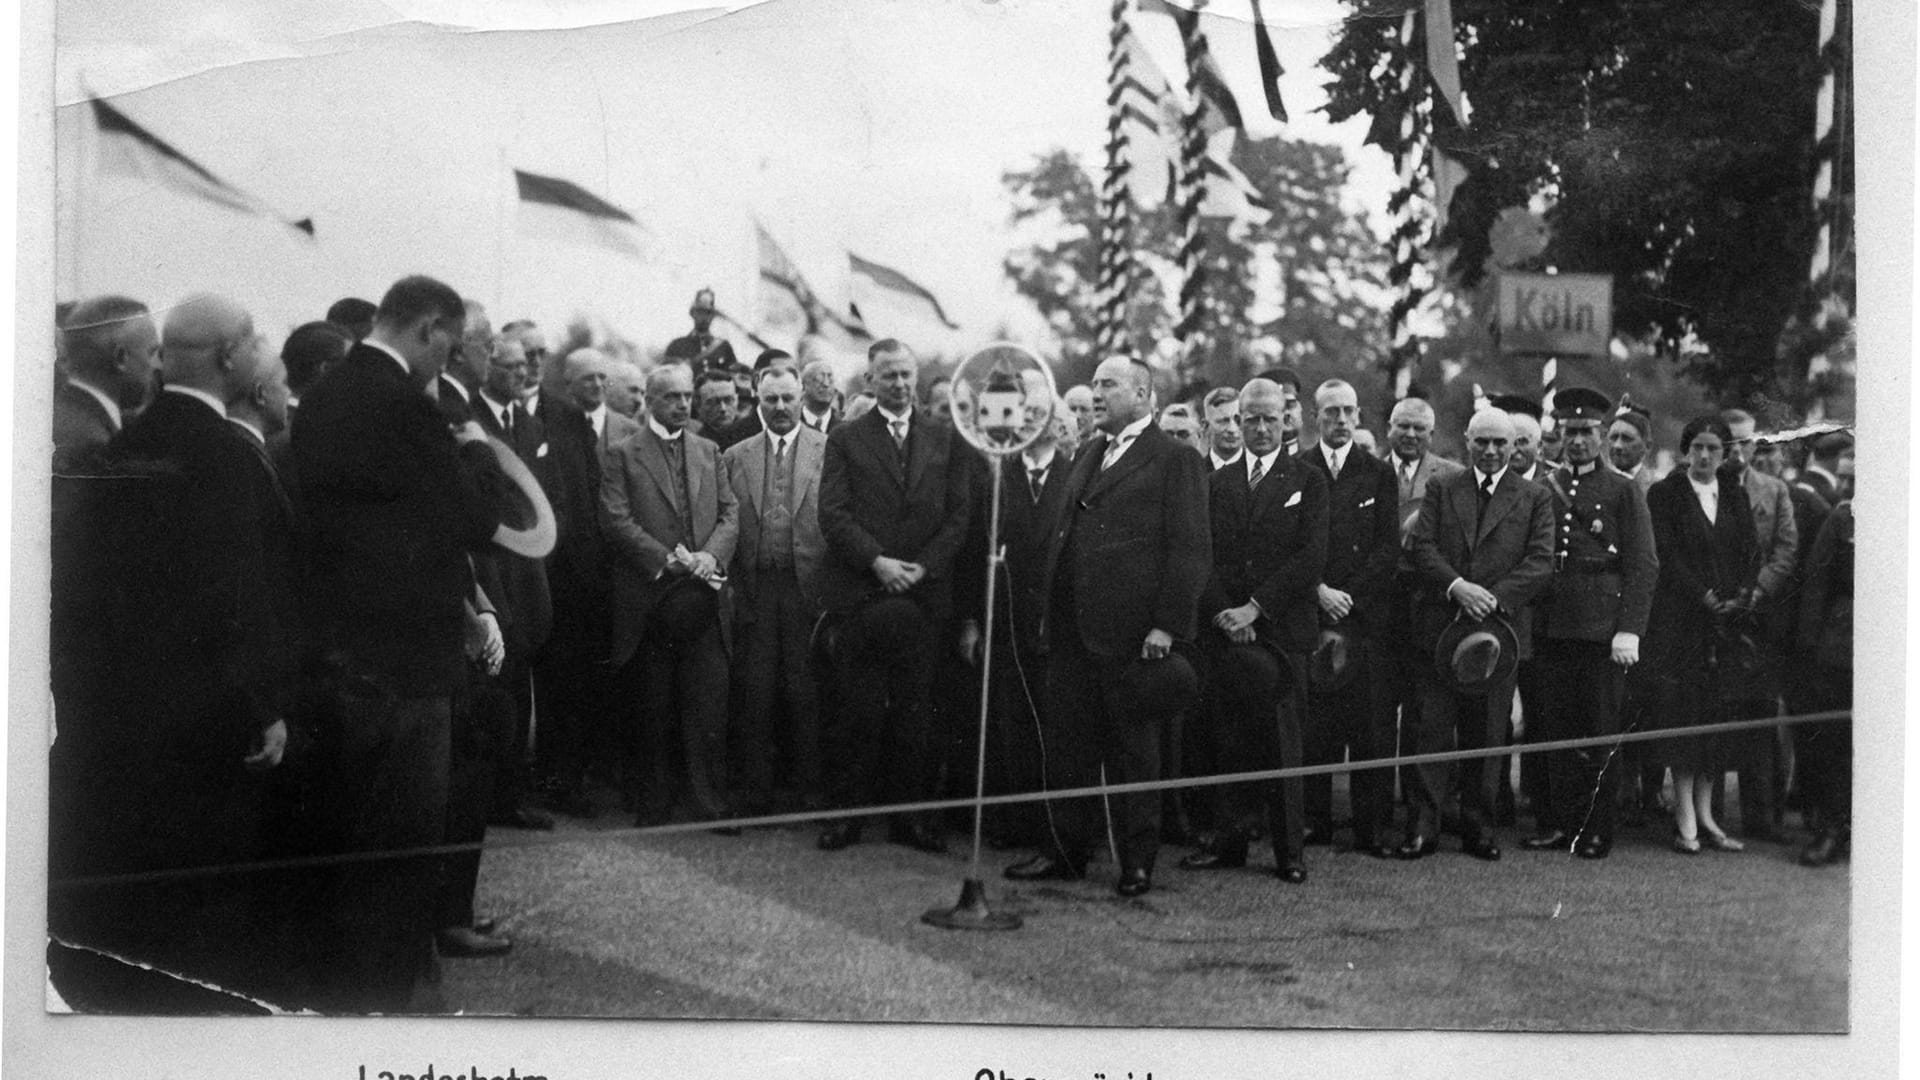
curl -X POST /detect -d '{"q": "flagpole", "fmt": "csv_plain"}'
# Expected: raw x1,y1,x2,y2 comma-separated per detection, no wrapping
496,147,509,313
1093,0,1137,360
1172,0,1211,359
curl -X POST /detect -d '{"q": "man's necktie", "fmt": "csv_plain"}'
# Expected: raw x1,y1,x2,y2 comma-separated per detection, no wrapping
1028,466,1046,504
1101,439,1124,472
889,419,907,466
500,405,514,441
1329,452,1342,481
1248,457,1267,490
774,436,787,463
1479,474,1495,509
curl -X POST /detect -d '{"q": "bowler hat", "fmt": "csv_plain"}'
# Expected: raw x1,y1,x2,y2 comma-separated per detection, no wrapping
1310,625,1363,692
1119,649,1199,718
1433,612,1519,695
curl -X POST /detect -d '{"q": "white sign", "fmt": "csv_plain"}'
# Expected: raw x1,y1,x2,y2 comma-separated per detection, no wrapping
1496,272,1612,356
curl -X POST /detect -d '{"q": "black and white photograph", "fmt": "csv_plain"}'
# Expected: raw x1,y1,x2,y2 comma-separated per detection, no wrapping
9,0,1907,1074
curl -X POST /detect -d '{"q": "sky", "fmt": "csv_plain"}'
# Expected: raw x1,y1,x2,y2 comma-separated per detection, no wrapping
53,0,1397,367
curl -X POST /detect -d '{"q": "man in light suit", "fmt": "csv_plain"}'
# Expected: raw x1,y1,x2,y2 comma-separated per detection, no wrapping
602,363,739,826
1402,408,1554,862
1720,408,1799,842
816,339,972,853
54,295,159,465
1003,355,1210,898
725,366,828,814
1384,397,1464,808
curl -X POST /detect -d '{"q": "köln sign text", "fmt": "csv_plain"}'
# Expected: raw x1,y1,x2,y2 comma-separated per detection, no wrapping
1496,272,1612,356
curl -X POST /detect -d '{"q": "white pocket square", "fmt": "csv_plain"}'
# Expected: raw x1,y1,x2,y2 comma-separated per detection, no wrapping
1358,496,1376,508
1284,490,1302,508
537,442,550,457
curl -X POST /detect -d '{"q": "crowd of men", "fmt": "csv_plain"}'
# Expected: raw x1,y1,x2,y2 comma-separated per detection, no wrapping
46,277,1854,1014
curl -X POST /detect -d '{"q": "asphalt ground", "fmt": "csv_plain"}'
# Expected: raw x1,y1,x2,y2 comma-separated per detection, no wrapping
441,791,1848,1032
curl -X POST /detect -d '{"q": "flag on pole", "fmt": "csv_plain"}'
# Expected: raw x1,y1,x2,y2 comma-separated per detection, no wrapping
756,221,866,341
1197,134,1273,227
849,252,961,333
92,97,314,238
1248,0,1288,123
513,169,642,256
1423,0,1467,128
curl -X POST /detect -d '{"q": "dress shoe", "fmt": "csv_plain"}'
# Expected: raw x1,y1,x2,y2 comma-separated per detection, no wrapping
1395,835,1439,860
1178,846,1248,871
1003,854,1085,882
471,915,498,936
1462,837,1502,862
436,927,511,958
888,820,948,855
816,822,862,851
1701,828,1745,853
1574,835,1611,860
491,806,555,831
1521,830,1576,852
1276,861,1308,885
1799,828,1845,867
1115,867,1152,897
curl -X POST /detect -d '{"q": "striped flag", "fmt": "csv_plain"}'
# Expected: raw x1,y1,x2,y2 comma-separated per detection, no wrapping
513,169,642,256
756,222,865,341
849,252,960,333
92,98,313,238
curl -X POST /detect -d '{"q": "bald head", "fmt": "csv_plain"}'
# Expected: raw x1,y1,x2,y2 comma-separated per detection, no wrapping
565,348,611,411
63,295,159,410
162,294,259,402
1465,408,1517,476
1388,397,1437,463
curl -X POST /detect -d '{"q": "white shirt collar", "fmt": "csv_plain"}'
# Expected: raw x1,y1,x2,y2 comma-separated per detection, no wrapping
585,403,607,434
1474,465,1508,490
228,416,266,445
767,427,794,455
1246,446,1281,481
877,404,912,430
1210,449,1242,471
647,414,683,442
480,388,515,419
522,390,541,415
69,377,123,431
1323,440,1351,473
163,384,227,418
362,336,411,378
804,405,834,427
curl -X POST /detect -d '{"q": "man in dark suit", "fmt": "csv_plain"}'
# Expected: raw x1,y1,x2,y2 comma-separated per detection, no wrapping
1003,355,1210,897
1298,379,1402,855
724,366,829,814
602,363,739,826
53,295,159,465
694,367,744,448
1520,388,1658,860
1490,393,1548,826
293,275,502,1011
466,332,557,833
49,293,290,1011
1402,408,1554,862
1179,378,1325,885
956,412,1076,847
816,338,972,853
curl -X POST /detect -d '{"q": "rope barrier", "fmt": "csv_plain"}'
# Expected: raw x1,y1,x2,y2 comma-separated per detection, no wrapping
47,708,1849,893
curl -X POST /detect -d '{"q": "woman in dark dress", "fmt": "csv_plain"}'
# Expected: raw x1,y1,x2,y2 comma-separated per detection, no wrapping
1642,416,1760,854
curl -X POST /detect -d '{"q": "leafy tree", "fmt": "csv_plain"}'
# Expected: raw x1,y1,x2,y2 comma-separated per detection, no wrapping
1002,136,1392,399
1321,0,1841,408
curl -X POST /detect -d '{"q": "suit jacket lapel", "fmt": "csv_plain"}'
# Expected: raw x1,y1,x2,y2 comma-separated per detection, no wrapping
1477,471,1521,544
738,435,768,514
1453,471,1480,552
859,410,906,487
795,429,825,513
1086,426,1156,500
905,409,934,494
636,428,681,512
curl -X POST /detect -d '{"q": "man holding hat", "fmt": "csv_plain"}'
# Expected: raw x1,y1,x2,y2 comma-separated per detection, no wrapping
665,287,740,381
1297,379,1401,855
1519,388,1658,859
1402,408,1554,861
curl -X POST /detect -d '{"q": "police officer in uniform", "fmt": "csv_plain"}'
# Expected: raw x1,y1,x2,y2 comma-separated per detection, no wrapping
1520,388,1658,859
